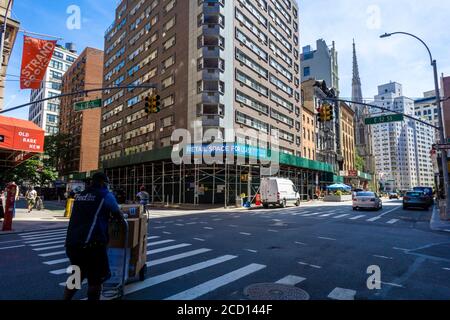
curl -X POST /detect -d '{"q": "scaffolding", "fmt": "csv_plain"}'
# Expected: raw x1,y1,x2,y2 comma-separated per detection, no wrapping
104,160,325,207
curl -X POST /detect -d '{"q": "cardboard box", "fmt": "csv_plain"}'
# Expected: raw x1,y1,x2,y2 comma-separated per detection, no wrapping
129,217,148,274
108,218,140,248
120,204,143,218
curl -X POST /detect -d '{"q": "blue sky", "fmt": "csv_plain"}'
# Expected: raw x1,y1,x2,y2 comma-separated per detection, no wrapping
4,0,450,120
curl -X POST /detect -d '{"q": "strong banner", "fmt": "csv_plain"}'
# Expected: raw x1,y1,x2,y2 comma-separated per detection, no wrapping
20,36,57,89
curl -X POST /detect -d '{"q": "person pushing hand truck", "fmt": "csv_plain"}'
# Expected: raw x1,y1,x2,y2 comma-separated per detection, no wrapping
63,172,124,301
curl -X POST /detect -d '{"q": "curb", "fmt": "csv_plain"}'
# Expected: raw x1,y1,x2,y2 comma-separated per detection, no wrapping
430,206,450,233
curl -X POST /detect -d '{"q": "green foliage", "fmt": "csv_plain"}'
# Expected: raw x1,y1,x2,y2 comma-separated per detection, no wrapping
335,190,343,196
355,154,364,171
0,158,58,187
43,133,71,168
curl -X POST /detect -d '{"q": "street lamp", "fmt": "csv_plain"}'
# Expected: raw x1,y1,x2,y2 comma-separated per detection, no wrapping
380,31,449,214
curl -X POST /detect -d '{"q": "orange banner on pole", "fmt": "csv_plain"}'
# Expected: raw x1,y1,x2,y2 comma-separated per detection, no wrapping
20,36,57,89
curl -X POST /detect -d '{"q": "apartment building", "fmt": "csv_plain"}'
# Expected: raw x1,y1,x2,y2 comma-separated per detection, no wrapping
59,47,104,177
98,0,339,203
371,82,434,191
100,0,300,164
28,43,78,135
300,39,339,95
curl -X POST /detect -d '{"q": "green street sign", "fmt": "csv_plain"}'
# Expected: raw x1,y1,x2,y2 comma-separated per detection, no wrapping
73,98,102,112
364,114,404,125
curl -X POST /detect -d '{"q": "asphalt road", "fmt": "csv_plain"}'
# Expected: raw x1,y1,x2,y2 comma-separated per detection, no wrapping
1,199,450,300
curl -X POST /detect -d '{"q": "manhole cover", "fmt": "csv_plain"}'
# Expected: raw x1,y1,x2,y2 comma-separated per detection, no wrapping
244,283,310,300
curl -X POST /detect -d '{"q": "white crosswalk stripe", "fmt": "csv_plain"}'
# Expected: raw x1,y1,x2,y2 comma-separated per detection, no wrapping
367,216,382,222
318,211,337,217
44,258,69,265
350,215,365,220
386,219,399,224
275,275,306,286
39,250,66,257
328,287,356,300
25,237,66,244
333,214,350,219
19,229,67,237
21,232,67,240
124,255,237,295
147,248,212,267
147,240,175,246
165,263,266,300
33,244,65,251
147,243,192,255
29,240,65,247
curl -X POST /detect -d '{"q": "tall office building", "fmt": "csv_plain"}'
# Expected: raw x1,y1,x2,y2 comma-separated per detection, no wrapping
371,82,434,191
0,0,20,111
28,43,78,135
98,0,323,203
300,39,339,95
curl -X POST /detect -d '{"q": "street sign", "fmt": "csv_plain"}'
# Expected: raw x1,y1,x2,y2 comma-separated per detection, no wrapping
73,98,102,112
432,143,450,150
364,114,404,125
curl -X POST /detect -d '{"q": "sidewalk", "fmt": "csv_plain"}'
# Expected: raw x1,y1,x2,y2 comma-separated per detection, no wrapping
0,201,68,235
430,205,450,233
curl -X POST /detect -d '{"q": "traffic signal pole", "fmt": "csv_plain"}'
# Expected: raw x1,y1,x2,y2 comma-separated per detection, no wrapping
0,84,158,115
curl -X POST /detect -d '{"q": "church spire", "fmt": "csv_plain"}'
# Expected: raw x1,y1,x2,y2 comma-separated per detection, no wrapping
352,39,363,105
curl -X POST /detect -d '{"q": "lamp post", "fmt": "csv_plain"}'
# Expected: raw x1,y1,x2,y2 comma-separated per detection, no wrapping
380,32,449,216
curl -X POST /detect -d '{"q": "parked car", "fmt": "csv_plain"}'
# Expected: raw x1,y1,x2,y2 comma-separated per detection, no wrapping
352,191,382,211
412,186,434,206
260,178,300,208
389,192,399,199
403,191,431,210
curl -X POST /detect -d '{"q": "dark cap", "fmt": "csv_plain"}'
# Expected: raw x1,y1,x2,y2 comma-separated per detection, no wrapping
91,172,110,185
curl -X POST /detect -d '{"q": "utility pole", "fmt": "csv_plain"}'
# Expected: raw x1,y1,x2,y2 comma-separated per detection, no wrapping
380,32,449,219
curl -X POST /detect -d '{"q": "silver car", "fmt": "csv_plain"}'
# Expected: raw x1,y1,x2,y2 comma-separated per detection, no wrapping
352,191,382,211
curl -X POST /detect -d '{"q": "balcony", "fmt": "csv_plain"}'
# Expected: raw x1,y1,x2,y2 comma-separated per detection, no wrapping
202,115,224,127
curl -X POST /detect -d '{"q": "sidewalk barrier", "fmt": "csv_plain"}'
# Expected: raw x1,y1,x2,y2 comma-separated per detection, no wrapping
64,199,74,218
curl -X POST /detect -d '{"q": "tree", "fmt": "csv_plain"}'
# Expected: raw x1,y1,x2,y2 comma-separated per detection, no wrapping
43,133,71,169
0,158,57,187
355,154,365,172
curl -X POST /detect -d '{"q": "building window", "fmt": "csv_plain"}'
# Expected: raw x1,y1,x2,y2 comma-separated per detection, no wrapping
161,115,174,128
303,67,310,77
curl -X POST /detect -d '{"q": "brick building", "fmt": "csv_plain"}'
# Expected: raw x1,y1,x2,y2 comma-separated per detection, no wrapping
59,47,104,177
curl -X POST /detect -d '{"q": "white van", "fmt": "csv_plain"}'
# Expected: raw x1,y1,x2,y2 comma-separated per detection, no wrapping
260,178,300,208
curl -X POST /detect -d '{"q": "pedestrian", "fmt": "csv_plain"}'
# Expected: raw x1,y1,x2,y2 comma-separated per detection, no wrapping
0,190,4,220
63,172,124,301
136,186,150,206
136,186,150,217
25,186,37,213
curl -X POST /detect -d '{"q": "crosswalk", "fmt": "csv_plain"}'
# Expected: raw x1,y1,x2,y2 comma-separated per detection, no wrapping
265,207,403,225
16,228,358,300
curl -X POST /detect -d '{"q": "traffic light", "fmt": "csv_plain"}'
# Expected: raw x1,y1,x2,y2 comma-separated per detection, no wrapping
144,93,161,114
316,106,324,123
322,103,334,121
